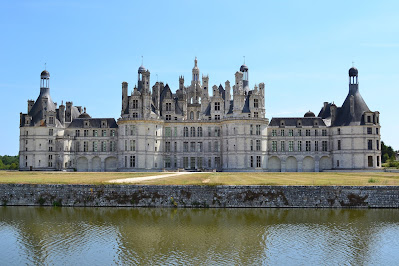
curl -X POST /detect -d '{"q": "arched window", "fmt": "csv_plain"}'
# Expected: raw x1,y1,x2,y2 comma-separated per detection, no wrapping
190,127,195,137
184,127,189,137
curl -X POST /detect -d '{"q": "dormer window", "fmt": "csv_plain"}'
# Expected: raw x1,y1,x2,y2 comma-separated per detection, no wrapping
297,120,302,127
254,99,259,108
49,116,54,125
166,102,172,111
132,100,138,109
280,120,285,128
84,121,89,127
215,102,220,111
101,121,107,128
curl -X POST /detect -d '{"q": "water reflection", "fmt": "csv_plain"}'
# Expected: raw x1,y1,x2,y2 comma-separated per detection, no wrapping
1,207,399,265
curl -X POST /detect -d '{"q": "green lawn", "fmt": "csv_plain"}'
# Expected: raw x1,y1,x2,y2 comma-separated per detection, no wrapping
0,171,162,185
1,171,399,186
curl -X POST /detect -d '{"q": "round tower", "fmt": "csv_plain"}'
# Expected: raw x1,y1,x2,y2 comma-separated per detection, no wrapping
240,64,249,91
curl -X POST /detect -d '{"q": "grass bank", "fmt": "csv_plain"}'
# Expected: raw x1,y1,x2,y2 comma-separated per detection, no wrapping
1,171,399,186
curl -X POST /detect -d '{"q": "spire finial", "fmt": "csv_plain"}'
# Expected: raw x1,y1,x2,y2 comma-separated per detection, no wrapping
243,56,245,64
141,56,144,66
194,56,197,67
84,107,86,113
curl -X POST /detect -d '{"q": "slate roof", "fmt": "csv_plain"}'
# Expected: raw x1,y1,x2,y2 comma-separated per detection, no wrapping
218,84,225,100
27,88,58,125
269,117,326,127
68,118,118,128
242,91,252,113
333,90,370,126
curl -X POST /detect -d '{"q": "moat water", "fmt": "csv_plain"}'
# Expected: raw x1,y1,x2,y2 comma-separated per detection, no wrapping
1,207,399,265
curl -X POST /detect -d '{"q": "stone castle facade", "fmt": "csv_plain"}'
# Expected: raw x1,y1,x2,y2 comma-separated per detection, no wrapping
19,59,381,172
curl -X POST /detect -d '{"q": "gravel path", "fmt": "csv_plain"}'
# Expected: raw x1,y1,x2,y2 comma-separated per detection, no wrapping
108,172,206,183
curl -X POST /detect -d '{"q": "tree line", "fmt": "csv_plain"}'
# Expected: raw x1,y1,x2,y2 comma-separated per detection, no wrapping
0,155,18,170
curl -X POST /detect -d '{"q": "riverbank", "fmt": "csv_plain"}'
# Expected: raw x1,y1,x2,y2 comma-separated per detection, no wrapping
1,184,399,208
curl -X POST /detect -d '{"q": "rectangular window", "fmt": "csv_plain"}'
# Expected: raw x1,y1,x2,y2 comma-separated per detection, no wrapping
297,141,302,152
174,142,177,152
254,99,259,108
377,156,380,167
376,128,379,135
184,127,189,137
215,115,220,120
315,141,319,152
306,141,311,151
190,142,196,152
49,129,53,136
130,140,136,151
280,129,285,136
322,129,327,136
338,140,341,150
130,126,136,136
75,141,80,152
174,127,177,137
322,141,328,151
272,141,277,152
367,116,371,123
166,114,171,120
166,102,172,111
214,102,220,111
214,141,219,152
376,140,379,150
93,142,98,152
93,130,98,137
254,112,259,118
281,141,285,152
298,130,302,136
110,141,115,152
289,141,294,152
102,130,107,137
208,142,211,152
306,129,310,136
368,156,373,167
84,130,89,137
111,130,116,137
255,125,261,135
256,156,261,168
49,116,54,124
132,112,138,118
289,129,293,136
130,155,136,167
125,156,127,168
164,157,171,168
208,127,211,137
250,125,253,135
250,156,254,168
191,157,196,169
367,127,372,134
75,130,80,137
198,142,203,152
256,140,261,151
183,157,189,169
132,100,138,109
368,140,373,150
102,141,106,152
165,127,171,137
84,141,88,152
124,140,128,151
165,141,171,152
272,129,277,137
125,126,128,136
314,130,318,136
183,142,189,152
197,157,203,169
215,127,221,137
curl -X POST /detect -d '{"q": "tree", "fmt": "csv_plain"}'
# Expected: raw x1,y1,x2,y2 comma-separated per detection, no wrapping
381,142,396,163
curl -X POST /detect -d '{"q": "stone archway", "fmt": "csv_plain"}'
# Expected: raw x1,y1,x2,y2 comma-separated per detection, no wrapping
105,157,118,172
92,157,101,172
286,156,298,172
76,157,88,172
268,156,281,172
319,156,332,171
303,156,315,172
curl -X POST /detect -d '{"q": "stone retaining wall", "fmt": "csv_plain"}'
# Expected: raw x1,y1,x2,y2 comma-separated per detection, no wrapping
1,184,398,208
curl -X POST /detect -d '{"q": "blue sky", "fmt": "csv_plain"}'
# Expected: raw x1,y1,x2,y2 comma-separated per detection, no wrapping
1,0,398,155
